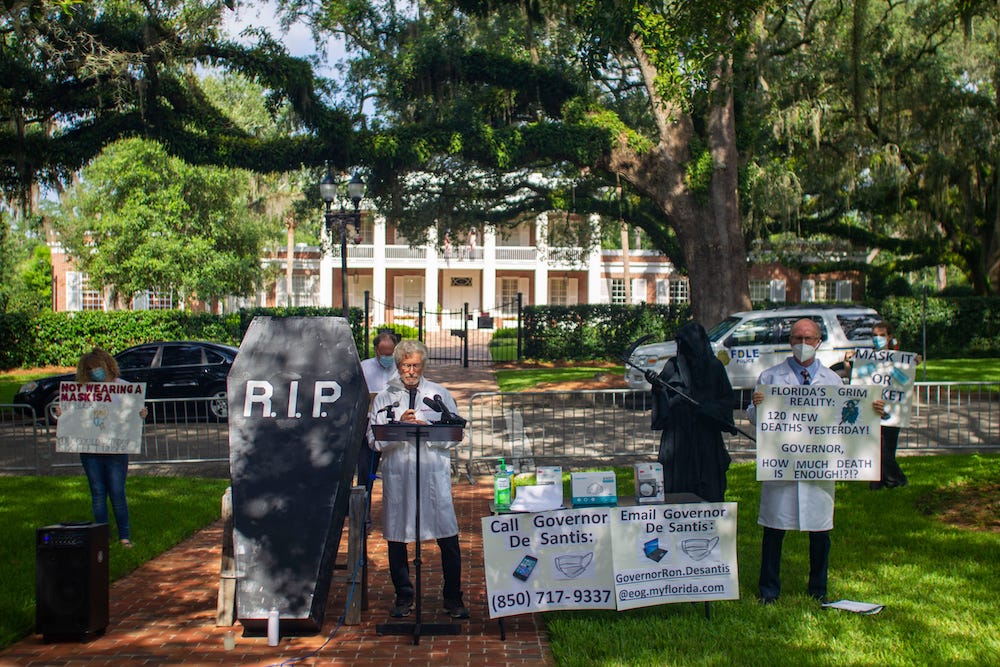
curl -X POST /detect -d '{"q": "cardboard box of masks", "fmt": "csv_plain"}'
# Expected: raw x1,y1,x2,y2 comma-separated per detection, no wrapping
570,471,617,507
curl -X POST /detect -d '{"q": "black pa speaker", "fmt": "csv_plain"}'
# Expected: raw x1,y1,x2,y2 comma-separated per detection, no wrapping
36,522,110,641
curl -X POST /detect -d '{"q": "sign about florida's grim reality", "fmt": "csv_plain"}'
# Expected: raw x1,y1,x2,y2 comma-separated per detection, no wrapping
755,384,880,482
228,316,368,635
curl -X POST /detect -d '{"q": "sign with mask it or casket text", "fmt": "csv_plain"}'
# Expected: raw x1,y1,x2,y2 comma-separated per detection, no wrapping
55,381,145,454
850,348,918,428
755,384,880,482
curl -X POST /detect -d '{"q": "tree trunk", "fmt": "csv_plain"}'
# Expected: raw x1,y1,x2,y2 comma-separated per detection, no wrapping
609,37,751,327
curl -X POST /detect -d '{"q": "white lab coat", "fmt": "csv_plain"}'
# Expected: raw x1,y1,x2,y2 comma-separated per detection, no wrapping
747,358,843,532
370,377,462,542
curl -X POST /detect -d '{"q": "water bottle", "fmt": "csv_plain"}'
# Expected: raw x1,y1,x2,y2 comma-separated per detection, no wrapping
267,608,279,646
494,458,513,510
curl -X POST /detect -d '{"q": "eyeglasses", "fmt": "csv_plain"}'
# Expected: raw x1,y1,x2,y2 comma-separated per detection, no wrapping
399,363,424,371
789,335,821,344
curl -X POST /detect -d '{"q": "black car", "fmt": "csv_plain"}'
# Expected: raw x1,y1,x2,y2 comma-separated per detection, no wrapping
14,341,239,424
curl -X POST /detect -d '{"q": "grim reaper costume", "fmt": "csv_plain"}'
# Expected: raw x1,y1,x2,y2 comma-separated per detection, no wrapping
650,321,736,502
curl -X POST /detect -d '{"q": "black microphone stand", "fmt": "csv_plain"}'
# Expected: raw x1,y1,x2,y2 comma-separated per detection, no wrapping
374,401,462,644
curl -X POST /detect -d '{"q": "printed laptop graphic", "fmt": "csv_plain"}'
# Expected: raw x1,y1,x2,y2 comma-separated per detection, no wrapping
643,538,668,562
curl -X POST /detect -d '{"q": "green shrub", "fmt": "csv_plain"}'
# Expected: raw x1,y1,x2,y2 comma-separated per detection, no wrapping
877,296,1000,357
522,304,690,360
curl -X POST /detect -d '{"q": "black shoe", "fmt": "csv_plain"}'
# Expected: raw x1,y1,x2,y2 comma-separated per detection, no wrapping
810,593,829,604
760,596,777,606
390,598,413,617
444,599,470,619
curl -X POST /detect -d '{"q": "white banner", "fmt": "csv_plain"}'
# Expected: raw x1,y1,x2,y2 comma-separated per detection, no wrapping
481,508,616,618
849,348,917,428
755,384,880,482
610,502,739,610
55,381,146,454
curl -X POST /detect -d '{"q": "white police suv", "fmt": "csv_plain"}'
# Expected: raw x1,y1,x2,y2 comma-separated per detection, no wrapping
625,305,883,399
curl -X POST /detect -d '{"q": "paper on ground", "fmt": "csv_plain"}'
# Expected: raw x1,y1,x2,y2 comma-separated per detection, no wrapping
821,599,884,614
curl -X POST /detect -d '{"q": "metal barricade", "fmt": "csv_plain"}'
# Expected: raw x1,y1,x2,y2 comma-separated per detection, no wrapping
2,397,231,473
465,382,1000,480
0,404,42,472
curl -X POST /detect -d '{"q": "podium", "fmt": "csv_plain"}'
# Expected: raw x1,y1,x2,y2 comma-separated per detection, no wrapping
372,422,464,644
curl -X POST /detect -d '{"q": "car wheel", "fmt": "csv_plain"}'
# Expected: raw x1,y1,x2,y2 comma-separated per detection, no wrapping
208,388,229,422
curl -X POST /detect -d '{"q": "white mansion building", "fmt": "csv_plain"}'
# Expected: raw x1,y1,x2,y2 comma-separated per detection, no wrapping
49,210,863,330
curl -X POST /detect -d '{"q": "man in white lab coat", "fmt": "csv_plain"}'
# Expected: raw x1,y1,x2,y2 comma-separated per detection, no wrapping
747,318,884,604
369,339,469,619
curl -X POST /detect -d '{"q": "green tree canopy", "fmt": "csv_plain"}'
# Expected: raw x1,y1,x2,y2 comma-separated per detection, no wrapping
56,137,267,308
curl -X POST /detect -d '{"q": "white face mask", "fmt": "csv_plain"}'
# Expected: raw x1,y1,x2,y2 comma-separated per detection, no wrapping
792,343,817,364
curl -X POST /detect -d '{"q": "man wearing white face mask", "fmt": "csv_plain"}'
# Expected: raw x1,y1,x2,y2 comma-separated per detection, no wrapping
358,332,400,502
747,318,885,605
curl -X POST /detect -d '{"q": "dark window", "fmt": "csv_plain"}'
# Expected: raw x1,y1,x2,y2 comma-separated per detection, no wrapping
160,345,204,367
116,347,158,370
838,315,881,341
204,349,226,365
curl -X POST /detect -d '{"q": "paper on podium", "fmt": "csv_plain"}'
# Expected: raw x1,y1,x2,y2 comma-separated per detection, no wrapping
509,483,563,512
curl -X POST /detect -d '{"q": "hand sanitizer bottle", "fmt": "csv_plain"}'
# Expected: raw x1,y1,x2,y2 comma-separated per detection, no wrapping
494,458,513,510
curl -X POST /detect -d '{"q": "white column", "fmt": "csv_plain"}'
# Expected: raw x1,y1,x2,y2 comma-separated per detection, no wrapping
371,214,387,326
319,226,334,308
483,225,497,312
425,227,439,331
534,212,549,305
587,213,604,303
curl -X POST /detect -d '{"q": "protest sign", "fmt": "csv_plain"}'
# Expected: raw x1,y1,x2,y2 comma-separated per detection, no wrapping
755,384,880,482
610,502,739,610
481,508,616,618
850,348,917,427
55,381,145,454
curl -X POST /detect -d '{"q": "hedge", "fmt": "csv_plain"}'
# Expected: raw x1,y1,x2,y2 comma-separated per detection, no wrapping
0,308,356,369
1,296,997,369
876,296,1000,357
521,303,692,361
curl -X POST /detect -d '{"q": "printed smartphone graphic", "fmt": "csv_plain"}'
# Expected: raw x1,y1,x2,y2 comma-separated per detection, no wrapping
513,555,539,581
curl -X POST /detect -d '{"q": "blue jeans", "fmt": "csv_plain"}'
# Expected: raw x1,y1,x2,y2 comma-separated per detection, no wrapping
80,453,131,541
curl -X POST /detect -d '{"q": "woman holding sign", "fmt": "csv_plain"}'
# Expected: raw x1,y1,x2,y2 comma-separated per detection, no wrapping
58,348,147,548
848,321,911,490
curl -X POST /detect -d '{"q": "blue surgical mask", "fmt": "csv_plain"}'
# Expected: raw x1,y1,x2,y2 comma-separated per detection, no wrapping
872,336,888,351
88,367,106,382
378,355,395,369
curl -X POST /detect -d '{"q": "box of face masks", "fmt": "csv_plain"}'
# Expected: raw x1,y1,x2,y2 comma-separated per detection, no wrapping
570,471,617,507
634,462,664,504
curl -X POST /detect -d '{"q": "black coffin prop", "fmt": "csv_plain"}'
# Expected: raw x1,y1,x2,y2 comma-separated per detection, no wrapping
228,316,367,634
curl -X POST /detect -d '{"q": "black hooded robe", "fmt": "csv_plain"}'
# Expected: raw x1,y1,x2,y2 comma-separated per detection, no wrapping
650,322,736,503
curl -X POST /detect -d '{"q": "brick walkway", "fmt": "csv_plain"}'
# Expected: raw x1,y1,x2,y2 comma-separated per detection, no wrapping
2,480,552,666
2,363,555,666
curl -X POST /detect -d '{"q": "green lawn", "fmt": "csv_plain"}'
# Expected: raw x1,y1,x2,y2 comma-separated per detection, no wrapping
544,454,1000,667
495,365,626,392
1,456,996,664
0,476,229,649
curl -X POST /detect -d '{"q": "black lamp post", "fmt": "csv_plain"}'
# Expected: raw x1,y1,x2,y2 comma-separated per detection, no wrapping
320,172,365,319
